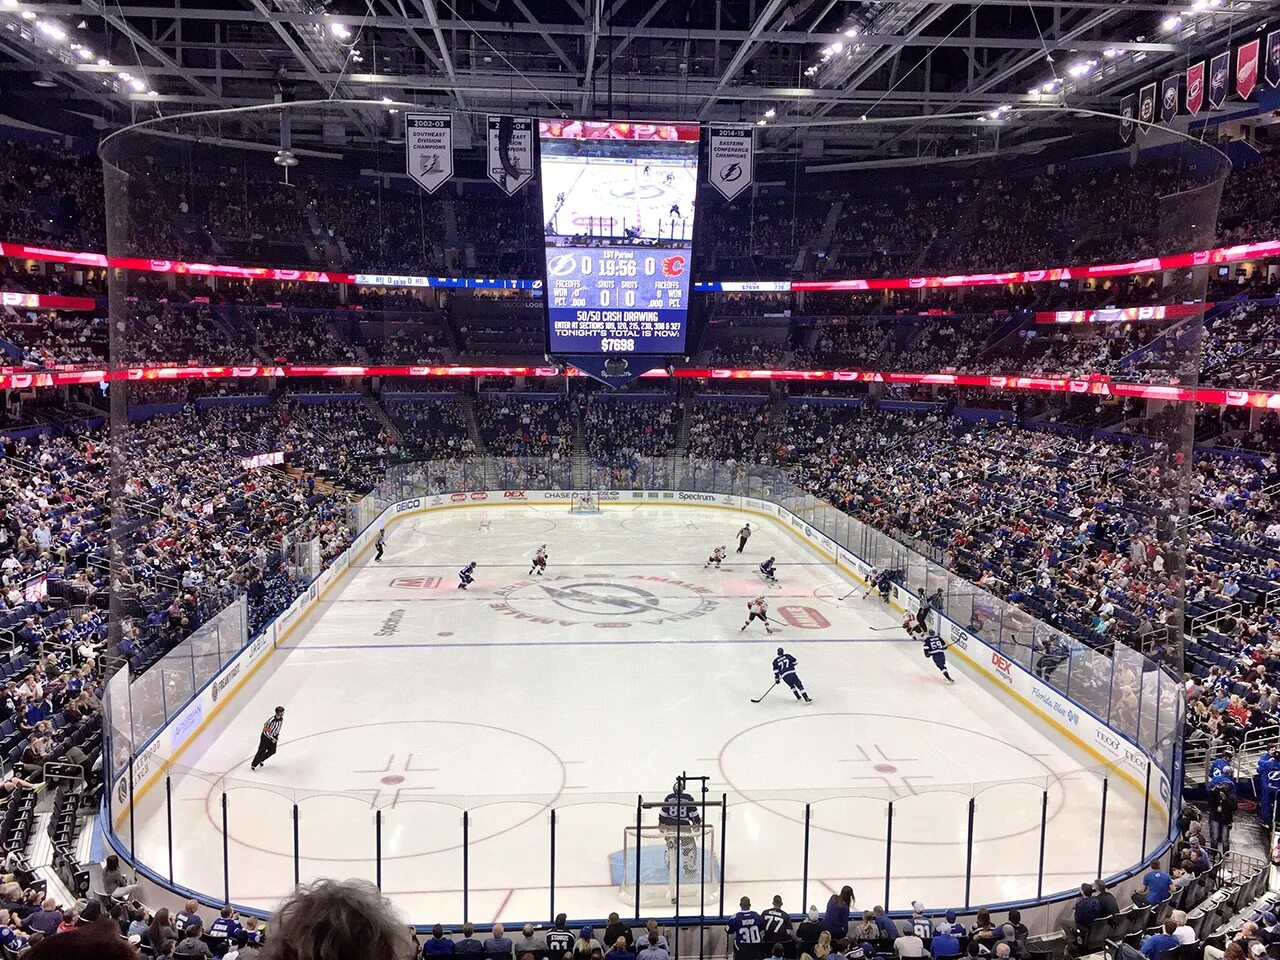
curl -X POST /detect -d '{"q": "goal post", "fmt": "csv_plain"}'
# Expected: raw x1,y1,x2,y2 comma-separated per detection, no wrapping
618,823,719,908
570,491,602,514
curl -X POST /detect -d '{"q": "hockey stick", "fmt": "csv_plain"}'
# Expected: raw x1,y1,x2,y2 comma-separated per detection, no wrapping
867,625,900,632
751,681,779,704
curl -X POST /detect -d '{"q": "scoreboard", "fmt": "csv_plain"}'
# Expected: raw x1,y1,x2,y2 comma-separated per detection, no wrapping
539,119,700,356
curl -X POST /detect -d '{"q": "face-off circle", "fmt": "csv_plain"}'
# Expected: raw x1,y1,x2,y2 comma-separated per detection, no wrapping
491,573,720,626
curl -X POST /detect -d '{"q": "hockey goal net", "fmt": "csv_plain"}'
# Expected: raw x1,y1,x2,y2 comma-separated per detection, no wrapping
618,823,719,907
569,492,602,514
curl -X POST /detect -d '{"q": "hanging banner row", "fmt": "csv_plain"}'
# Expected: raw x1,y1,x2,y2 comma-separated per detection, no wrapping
404,114,754,200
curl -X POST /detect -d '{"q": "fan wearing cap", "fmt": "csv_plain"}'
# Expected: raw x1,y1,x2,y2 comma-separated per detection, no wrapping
796,907,825,956
573,927,603,960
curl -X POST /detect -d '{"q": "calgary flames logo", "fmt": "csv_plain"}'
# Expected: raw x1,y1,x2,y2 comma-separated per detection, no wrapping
661,255,685,277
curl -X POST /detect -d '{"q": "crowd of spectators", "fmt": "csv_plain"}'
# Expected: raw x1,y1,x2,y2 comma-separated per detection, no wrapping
475,396,573,458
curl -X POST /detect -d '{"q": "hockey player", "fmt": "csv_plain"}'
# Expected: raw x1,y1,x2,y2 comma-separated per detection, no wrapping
742,596,773,635
876,570,893,603
902,610,926,636
669,202,683,219
659,778,701,898
759,556,778,583
773,647,812,704
457,561,477,590
861,567,881,600
529,545,548,576
923,632,955,683
705,545,727,569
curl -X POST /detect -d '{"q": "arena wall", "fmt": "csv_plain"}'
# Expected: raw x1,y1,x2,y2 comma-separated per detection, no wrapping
105,486,1178,926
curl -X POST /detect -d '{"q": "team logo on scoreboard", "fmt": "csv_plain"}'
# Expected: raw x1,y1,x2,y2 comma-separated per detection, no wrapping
661,255,686,277
490,574,718,626
547,253,578,277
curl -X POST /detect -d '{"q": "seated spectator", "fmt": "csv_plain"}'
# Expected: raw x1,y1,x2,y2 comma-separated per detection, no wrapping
893,921,928,959
261,878,411,960
637,934,669,960
176,918,212,957
424,924,456,955
484,924,514,958
456,922,483,954
23,925,139,959
514,924,545,955
22,897,61,936
101,854,140,902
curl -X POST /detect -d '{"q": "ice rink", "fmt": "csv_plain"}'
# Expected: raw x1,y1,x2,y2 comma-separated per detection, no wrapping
131,503,1153,925
541,156,697,240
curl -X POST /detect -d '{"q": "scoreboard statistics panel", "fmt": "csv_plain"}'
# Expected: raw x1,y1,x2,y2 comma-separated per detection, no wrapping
539,119,701,355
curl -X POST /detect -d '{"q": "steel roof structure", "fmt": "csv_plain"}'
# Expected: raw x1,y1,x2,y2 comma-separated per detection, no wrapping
0,0,1277,160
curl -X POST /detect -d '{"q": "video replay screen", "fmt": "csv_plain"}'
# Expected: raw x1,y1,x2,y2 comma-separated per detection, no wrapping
539,119,700,355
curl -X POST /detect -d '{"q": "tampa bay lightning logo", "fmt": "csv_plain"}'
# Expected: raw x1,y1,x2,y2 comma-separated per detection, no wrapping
490,574,719,626
547,253,578,277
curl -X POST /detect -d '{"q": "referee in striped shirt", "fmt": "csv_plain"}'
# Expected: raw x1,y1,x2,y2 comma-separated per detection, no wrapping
250,706,285,771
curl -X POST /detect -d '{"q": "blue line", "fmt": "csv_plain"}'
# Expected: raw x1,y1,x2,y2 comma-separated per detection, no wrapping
283,635,911,651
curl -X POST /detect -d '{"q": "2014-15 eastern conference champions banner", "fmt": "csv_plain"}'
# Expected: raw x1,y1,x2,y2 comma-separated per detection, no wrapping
708,126,754,201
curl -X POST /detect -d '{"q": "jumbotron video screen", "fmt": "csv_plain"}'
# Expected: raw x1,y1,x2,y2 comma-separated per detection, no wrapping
539,119,700,355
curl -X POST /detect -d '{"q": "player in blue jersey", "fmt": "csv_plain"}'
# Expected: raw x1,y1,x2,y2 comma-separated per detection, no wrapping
759,557,778,583
727,897,764,955
659,778,702,897
458,561,476,590
923,633,955,683
773,647,812,704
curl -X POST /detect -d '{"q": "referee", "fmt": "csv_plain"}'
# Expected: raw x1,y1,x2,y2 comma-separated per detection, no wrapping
735,523,752,554
250,706,285,772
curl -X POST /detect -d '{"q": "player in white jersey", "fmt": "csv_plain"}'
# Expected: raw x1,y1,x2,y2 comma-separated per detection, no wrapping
528,544,548,576
923,632,955,683
861,566,881,599
902,610,926,636
705,545,727,569
772,647,812,704
741,596,773,634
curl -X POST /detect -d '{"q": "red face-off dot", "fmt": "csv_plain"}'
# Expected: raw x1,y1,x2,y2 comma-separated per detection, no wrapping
437,631,453,637
874,764,897,774
381,775,405,785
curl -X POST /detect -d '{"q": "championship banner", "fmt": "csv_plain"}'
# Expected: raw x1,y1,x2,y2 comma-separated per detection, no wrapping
708,126,753,201
486,116,534,196
1119,94,1135,143
1160,75,1180,122
1209,51,1230,109
1266,31,1280,89
1186,61,1205,115
405,113,453,194
1237,38,1261,101
1138,82,1157,133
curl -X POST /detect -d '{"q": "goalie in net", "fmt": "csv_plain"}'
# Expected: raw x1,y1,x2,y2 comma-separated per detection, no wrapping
621,779,719,907
570,492,601,513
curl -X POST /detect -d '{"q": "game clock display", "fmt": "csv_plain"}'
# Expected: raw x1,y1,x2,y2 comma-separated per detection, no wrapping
539,119,700,356
545,247,689,353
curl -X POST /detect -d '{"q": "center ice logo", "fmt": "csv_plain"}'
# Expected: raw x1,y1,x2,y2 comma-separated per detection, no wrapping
491,574,719,627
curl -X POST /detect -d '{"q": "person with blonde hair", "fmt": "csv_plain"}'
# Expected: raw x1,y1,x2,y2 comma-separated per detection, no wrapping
815,931,833,960
261,878,411,960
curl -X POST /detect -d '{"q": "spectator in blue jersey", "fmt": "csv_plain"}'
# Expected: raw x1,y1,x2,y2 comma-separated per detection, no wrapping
872,907,898,943
173,899,202,939
0,911,28,953
456,923,484,954
824,886,855,939
932,927,961,959
728,897,764,959
424,924,457,955
1141,861,1173,904
484,924,515,958
208,905,243,946
1115,919,1181,960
